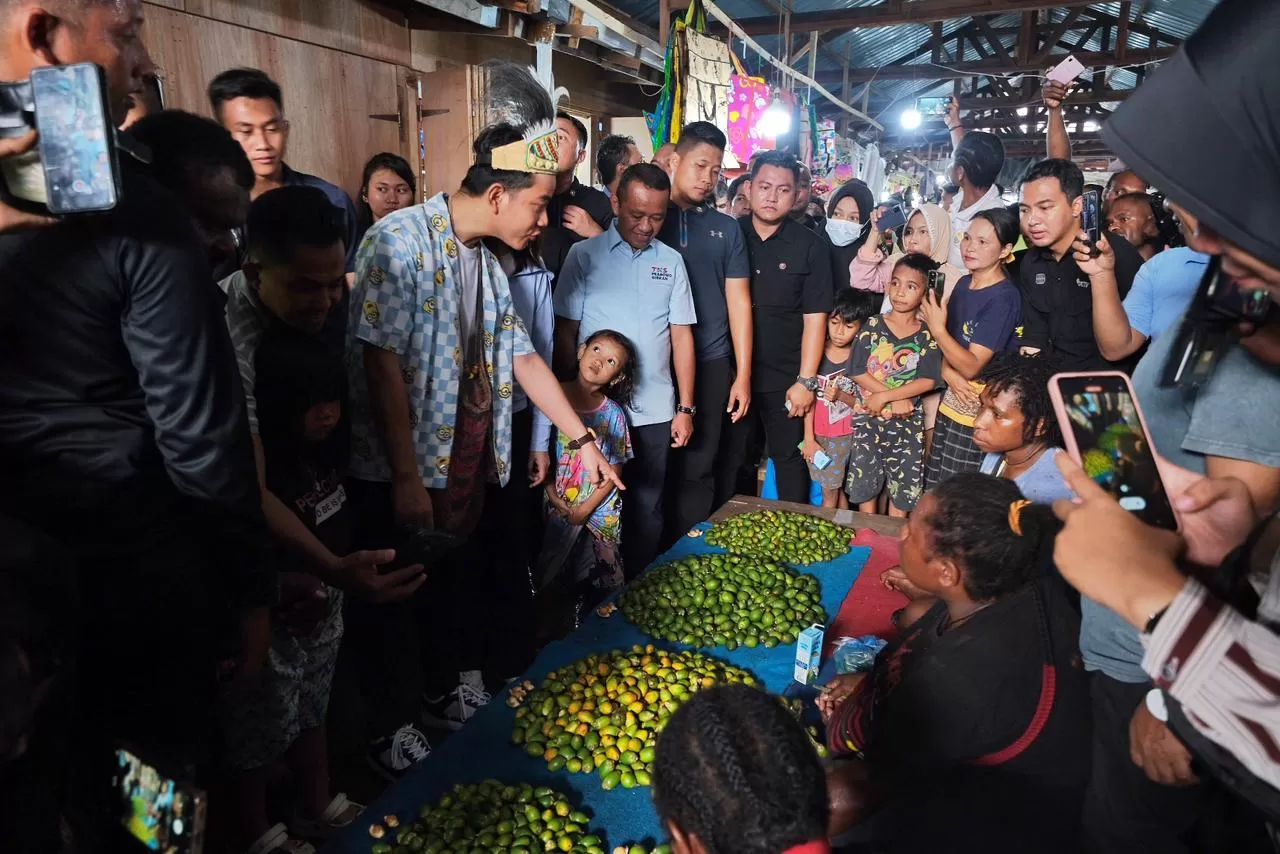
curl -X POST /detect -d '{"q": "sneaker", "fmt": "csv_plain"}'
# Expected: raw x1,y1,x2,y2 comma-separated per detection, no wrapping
422,672,492,730
366,723,431,782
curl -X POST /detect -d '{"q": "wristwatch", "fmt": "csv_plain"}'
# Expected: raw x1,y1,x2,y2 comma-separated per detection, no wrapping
567,429,596,450
796,375,819,392
676,404,697,415
1145,688,1169,723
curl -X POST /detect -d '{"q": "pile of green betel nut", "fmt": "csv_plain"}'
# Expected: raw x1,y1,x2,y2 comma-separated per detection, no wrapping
369,780,605,854
704,510,852,565
620,554,825,649
512,645,757,790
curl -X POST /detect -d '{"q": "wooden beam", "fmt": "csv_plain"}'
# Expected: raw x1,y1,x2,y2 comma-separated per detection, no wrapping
931,22,942,64
973,15,1013,66
1016,11,1036,66
1116,1,1131,60
1035,8,1083,60
955,88,1133,110
721,0,1103,38
815,47,1175,84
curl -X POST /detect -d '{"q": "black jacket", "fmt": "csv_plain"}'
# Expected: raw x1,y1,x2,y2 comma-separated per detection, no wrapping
0,156,271,607
1015,230,1144,372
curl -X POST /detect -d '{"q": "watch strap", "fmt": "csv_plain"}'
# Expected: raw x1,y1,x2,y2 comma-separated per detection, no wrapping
567,430,595,450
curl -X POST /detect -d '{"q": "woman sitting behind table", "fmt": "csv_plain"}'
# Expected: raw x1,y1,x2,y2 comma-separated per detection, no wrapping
653,683,831,854
818,474,1090,853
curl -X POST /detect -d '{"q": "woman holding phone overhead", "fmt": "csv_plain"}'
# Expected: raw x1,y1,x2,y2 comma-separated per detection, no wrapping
920,207,1023,489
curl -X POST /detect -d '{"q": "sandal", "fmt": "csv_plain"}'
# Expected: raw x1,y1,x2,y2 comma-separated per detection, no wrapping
245,823,315,854
290,793,364,841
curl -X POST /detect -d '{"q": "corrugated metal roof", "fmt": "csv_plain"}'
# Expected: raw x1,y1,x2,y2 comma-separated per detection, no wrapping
605,0,1215,140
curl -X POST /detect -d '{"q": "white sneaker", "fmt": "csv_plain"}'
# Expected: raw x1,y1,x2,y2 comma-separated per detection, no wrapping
366,723,431,782
422,672,491,730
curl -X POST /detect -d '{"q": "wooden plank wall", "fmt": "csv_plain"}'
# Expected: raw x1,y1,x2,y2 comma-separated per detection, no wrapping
139,0,651,201
141,0,407,204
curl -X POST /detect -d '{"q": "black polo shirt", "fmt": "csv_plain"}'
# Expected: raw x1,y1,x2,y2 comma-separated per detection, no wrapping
542,178,614,281
658,203,751,362
1016,230,1143,372
739,215,834,392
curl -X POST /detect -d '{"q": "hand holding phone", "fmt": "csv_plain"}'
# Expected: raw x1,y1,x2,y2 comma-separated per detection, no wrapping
1049,371,1178,530
113,746,206,854
874,204,908,233
1079,187,1102,254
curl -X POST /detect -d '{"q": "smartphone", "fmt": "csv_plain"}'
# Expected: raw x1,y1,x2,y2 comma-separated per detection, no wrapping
1080,188,1101,254
876,204,908,233
927,269,946,301
915,96,950,116
812,449,832,470
30,63,120,213
1160,256,1273,389
1046,54,1086,85
1049,372,1178,530
113,745,206,854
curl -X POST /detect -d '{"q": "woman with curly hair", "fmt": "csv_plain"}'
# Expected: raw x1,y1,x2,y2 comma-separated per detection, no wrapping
820,474,1090,852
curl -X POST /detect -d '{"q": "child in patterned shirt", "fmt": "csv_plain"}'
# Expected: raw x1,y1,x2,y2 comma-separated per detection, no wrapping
830,253,944,516
536,330,638,614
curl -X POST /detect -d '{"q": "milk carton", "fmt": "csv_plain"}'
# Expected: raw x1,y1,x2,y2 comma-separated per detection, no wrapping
793,623,825,685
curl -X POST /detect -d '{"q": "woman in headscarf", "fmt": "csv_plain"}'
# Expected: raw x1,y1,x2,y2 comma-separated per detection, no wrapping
849,202,966,303
825,179,874,291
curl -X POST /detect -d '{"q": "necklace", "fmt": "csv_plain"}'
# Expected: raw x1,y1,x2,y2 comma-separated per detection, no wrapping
939,599,994,633
1000,443,1045,475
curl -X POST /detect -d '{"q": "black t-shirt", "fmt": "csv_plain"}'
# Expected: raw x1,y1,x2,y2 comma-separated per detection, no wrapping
254,327,352,563
739,215,835,392
1016,230,1143,372
832,578,1091,851
657,203,751,362
542,179,614,281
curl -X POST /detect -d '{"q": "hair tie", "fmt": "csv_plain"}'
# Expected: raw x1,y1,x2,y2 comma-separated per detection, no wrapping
1008,499,1032,536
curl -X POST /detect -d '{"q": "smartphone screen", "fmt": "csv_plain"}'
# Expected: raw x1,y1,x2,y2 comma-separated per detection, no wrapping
30,63,119,214
1053,374,1178,530
1081,188,1101,249
113,747,205,854
915,96,950,116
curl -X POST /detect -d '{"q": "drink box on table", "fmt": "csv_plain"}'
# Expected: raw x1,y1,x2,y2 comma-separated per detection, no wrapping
794,623,825,685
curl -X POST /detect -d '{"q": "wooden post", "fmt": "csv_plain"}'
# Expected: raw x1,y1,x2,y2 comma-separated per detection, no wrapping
931,22,942,64
840,42,851,135
659,0,670,50
1117,1,1131,61
1016,11,1035,65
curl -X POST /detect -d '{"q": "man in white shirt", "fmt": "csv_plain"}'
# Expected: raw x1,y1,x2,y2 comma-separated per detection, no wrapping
944,131,1007,269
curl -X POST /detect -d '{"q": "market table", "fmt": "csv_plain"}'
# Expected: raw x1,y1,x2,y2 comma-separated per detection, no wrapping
327,497,900,853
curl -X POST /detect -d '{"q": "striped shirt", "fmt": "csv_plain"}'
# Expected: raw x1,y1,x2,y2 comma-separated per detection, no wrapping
1143,552,1280,789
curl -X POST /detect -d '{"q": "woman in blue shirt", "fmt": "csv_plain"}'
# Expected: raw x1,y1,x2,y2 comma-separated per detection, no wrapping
972,351,1074,504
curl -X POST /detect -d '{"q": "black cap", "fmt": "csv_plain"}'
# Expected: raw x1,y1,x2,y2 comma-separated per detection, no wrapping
1103,0,1280,269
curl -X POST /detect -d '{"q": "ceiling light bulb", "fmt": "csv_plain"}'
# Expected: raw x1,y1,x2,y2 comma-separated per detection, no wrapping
759,94,792,137
900,108,922,130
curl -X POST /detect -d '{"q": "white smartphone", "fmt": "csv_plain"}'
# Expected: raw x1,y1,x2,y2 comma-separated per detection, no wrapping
1046,54,1086,85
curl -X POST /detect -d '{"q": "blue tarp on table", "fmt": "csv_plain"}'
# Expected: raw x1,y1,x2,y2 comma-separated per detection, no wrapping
327,522,871,853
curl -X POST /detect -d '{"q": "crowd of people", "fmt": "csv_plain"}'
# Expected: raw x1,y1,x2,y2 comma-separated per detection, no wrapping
0,0,1279,852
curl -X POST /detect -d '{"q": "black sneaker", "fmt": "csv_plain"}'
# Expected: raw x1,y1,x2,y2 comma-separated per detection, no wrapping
366,723,431,782
422,671,491,730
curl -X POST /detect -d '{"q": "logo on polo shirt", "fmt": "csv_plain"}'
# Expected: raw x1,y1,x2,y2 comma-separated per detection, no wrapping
651,265,672,281
1035,273,1046,285
1076,278,1090,289
710,230,724,239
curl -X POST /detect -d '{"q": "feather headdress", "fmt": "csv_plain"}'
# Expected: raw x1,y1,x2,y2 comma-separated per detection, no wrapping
482,54,568,175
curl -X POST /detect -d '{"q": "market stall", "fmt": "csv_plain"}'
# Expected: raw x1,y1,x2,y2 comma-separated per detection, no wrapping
327,497,904,854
